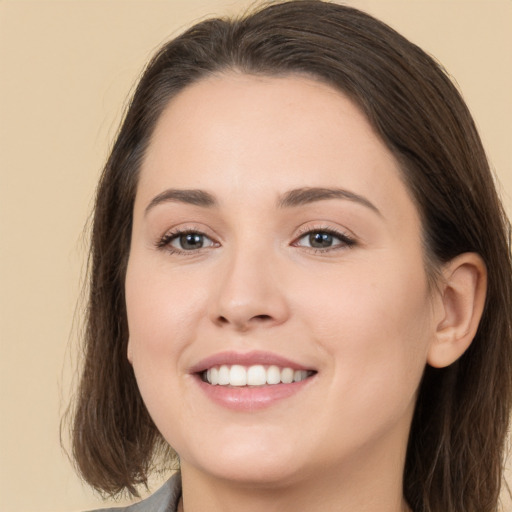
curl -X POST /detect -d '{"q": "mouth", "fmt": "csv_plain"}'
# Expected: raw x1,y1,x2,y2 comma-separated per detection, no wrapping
190,351,317,409
200,364,315,387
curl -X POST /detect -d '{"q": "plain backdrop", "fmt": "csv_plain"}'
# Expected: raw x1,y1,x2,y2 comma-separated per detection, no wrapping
1,1,511,511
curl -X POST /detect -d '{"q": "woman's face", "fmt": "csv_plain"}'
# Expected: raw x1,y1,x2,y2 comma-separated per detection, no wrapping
126,74,440,487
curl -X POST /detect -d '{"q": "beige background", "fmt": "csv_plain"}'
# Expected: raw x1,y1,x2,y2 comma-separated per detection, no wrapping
1,1,511,511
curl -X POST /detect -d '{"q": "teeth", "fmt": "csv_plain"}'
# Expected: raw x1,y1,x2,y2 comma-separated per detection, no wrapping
230,365,247,386
294,369,308,382
267,365,281,385
281,367,294,384
218,365,230,385
203,365,312,386
247,365,267,386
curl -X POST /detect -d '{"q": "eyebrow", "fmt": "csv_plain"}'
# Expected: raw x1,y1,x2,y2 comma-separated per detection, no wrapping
277,187,381,216
144,189,217,215
144,186,381,217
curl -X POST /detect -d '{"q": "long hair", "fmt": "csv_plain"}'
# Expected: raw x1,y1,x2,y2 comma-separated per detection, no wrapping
70,2,512,510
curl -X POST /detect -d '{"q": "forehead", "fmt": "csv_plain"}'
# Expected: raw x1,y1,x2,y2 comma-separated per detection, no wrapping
137,72,418,227
144,73,384,168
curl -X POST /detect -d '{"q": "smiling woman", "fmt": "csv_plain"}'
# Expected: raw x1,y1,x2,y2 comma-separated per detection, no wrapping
69,2,512,512
126,75,451,507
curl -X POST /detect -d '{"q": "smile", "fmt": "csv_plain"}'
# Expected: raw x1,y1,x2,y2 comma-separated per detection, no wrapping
191,351,317,409
202,364,313,387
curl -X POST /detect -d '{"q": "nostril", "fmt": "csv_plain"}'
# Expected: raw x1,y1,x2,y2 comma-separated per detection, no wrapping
215,313,273,328
253,314,273,322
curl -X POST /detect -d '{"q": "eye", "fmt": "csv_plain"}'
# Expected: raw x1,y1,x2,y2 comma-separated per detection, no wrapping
294,229,355,250
158,230,216,252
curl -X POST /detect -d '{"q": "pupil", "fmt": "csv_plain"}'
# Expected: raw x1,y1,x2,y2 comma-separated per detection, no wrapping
181,233,203,249
310,232,332,248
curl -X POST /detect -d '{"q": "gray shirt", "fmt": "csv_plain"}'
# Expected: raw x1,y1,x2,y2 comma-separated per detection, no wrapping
86,473,181,512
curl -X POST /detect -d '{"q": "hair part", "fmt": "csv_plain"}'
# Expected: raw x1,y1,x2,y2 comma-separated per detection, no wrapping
69,1,512,510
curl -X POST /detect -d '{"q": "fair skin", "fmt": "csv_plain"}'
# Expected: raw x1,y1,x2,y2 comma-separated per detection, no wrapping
125,73,486,512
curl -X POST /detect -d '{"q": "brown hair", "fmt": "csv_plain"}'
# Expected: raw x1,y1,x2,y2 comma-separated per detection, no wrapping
70,1,512,510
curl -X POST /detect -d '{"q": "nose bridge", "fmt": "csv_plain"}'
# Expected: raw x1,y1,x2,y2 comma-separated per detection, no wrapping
210,237,289,330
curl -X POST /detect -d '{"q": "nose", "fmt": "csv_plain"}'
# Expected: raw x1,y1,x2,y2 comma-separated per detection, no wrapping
209,247,290,332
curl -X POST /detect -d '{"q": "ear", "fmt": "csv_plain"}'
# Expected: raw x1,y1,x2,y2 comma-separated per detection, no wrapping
427,253,487,368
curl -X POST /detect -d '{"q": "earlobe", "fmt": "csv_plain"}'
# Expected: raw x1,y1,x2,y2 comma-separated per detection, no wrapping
427,253,487,368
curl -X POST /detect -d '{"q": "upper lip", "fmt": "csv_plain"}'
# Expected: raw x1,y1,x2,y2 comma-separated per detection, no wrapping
189,350,314,374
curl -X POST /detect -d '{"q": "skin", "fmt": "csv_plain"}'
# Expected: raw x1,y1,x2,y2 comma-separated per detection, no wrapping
125,73,484,512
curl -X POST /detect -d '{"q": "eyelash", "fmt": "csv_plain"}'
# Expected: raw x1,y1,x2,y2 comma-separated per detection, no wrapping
293,226,356,252
156,226,356,255
156,228,218,255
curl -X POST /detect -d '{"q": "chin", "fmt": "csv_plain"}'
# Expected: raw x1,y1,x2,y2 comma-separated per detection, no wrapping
179,432,310,487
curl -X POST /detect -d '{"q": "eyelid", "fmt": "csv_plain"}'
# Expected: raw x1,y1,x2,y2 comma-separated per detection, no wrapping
154,222,357,255
156,225,220,255
291,224,357,251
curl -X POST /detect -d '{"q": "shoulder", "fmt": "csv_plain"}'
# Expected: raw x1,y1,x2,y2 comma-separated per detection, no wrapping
85,473,181,512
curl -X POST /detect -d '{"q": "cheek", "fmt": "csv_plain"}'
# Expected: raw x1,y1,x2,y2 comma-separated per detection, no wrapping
124,259,207,438
125,257,207,366
298,257,433,399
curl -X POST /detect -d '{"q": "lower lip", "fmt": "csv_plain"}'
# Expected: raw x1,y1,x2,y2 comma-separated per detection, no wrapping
195,376,313,411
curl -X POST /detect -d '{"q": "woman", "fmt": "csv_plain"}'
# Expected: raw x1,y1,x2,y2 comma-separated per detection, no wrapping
71,1,512,511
